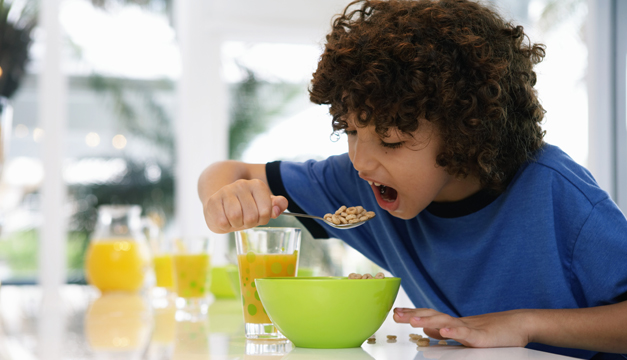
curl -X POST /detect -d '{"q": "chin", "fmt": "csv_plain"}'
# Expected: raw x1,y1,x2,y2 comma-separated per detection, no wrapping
388,209,419,220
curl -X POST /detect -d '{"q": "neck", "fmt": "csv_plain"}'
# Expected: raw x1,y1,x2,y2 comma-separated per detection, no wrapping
434,175,483,202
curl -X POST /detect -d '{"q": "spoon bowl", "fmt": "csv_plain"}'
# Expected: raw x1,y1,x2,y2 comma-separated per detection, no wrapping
281,212,372,229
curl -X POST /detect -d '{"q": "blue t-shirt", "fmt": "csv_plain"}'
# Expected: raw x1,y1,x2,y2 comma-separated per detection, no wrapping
266,144,627,359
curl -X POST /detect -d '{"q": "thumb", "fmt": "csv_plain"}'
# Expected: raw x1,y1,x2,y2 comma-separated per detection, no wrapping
270,195,288,218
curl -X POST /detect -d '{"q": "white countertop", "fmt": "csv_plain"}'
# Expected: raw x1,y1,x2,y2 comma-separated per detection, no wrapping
0,285,579,360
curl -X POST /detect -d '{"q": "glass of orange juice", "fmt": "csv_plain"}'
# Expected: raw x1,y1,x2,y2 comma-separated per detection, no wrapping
148,232,176,307
172,237,212,320
235,227,301,339
85,205,151,293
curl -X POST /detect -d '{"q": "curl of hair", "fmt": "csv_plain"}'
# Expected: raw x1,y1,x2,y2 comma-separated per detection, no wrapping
310,0,546,191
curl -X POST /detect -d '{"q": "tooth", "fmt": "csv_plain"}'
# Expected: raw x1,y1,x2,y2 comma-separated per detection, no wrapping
367,181,373,185
374,182,381,186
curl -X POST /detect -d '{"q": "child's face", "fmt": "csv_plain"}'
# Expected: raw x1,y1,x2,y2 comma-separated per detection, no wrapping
345,116,481,219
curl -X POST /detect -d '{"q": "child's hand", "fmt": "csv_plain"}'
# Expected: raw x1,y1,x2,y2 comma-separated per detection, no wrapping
203,179,288,234
393,307,530,348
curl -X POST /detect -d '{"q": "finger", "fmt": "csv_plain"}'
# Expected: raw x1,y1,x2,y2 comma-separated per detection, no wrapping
409,313,462,330
271,195,288,218
393,308,440,323
394,307,440,316
237,191,261,229
251,187,273,226
222,193,245,229
204,198,231,233
439,327,474,346
424,327,446,340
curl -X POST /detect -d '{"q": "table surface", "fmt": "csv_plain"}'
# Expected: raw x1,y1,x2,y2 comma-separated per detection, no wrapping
0,285,579,360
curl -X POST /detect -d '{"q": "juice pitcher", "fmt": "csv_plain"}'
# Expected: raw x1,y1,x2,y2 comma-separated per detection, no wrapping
85,205,151,293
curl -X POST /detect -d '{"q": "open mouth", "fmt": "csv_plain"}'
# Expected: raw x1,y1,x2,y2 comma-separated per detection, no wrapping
368,181,398,202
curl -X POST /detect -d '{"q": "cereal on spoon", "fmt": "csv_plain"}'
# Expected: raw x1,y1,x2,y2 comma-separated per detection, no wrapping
324,205,376,225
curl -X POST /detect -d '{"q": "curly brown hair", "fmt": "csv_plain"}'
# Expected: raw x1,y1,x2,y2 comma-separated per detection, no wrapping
309,0,546,191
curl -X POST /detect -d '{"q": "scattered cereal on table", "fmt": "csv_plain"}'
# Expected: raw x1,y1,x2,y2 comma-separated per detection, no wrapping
417,338,430,347
438,340,448,345
409,334,422,340
386,335,397,340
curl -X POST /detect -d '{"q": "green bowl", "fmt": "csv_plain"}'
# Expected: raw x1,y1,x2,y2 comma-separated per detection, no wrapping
255,276,401,349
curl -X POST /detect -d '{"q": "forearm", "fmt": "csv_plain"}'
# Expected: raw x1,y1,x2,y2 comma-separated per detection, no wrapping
528,301,627,353
197,160,260,203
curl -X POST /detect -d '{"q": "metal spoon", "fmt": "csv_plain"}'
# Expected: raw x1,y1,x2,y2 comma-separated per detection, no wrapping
281,211,372,229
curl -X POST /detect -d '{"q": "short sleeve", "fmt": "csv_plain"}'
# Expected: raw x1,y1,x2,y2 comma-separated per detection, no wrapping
570,198,627,306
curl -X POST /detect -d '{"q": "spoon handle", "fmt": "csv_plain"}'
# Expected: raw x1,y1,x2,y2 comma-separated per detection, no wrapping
280,212,323,221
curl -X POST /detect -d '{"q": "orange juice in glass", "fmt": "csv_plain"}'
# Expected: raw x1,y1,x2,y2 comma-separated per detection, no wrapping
148,232,177,308
153,254,174,288
235,227,301,339
171,237,212,319
85,205,151,293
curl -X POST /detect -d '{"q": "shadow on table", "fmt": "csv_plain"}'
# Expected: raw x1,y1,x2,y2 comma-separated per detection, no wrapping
283,346,375,360
413,345,543,360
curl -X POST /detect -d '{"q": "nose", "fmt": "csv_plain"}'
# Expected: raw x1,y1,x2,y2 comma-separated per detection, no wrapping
349,136,378,173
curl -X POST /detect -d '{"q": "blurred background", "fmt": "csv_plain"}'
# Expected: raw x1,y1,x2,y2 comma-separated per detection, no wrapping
0,0,624,289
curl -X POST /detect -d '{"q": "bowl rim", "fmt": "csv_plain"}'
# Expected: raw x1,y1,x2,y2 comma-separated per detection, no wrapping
255,276,401,281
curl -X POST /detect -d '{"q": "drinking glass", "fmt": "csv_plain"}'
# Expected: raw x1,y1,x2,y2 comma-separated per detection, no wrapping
171,237,212,319
85,205,151,293
148,233,175,307
235,227,301,339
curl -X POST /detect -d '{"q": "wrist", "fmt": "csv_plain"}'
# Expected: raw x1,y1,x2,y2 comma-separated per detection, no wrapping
520,308,542,345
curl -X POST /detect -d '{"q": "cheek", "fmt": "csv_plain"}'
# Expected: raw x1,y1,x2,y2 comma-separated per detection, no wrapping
347,139,356,161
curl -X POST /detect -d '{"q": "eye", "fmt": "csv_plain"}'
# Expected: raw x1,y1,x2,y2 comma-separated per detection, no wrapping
380,140,404,149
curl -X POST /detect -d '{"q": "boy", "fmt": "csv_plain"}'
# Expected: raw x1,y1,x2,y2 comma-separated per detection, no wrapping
198,0,627,358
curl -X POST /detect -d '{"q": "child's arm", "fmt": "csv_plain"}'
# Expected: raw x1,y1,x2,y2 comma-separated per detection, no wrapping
197,160,288,233
393,300,627,353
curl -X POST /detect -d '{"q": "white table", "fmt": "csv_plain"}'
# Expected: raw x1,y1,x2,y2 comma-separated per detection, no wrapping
0,285,579,360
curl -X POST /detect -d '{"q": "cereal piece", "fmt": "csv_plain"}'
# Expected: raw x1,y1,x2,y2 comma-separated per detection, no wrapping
348,219,359,224
362,273,373,279
374,272,385,279
331,215,341,225
366,211,376,218
409,334,422,340
341,212,347,217
346,207,357,215
339,216,348,224
367,338,376,344
417,338,430,347
438,340,447,345
348,273,362,279
359,215,369,221
324,213,333,220
336,205,347,214
355,206,364,214
345,214,357,221
386,335,397,340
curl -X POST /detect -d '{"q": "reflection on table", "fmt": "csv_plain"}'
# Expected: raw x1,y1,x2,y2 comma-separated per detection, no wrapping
0,285,578,360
